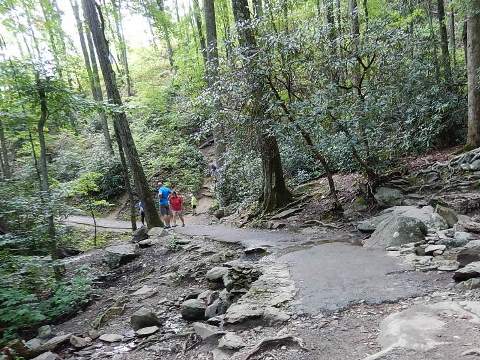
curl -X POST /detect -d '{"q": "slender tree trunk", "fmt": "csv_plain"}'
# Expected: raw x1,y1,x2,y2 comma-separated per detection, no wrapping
193,0,208,68
448,0,456,68
155,0,174,68
437,0,453,84
112,0,133,96
232,0,292,212
82,0,161,227
113,121,137,231
36,74,56,258
85,27,114,153
0,120,11,179
466,0,480,149
204,0,226,205
427,0,441,83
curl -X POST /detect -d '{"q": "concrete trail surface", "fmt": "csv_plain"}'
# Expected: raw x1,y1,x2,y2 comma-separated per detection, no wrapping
65,214,448,314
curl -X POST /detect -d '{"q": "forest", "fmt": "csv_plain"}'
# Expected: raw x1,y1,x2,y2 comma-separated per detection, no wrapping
1,0,480,358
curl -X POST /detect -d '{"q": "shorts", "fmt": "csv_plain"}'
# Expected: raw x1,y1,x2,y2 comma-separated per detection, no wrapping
192,205,197,209
160,205,171,216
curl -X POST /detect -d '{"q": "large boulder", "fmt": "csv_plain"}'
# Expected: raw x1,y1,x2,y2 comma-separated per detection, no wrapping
131,227,149,243
457,246,480,267
374,187,404,207
104,244,139,269
364,216,428,249
453,261,480,281
358,206,448,234
181,299,206,321
130,307,162,330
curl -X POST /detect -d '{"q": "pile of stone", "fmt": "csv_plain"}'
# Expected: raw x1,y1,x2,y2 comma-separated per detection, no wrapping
359,204,480,287
180,261,262,323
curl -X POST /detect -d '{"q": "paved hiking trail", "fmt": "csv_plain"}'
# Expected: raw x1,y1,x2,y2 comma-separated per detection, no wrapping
65,214,447,313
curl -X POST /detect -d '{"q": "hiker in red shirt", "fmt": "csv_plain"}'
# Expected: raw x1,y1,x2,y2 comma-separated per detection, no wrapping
169,190,185,227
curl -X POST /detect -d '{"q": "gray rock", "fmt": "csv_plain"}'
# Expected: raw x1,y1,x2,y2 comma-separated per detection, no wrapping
214,208,225,219
149,227,168,237
374,187,404,207
205,299,227,319
32,352,60,360
466,240,480,248
218,332,246,350
37,325,53,340
131,285,157,298
69,335,88,348
367,206,448,232
458,278,480,290
424,244,446,255
454,261,480,281
181,299,207,321
37,334,71,352
192,322,225,340
130,307,162,330
244,246,268,255
135,326,159,337
99,334,123,343
212,348,234,360
364,216,427,249
104,244,139,269
131,226,149,243
25,338,43,350
198,290,219,305
470,159,480,171
206,267,229,282
435,205,458,227
457,246,480,267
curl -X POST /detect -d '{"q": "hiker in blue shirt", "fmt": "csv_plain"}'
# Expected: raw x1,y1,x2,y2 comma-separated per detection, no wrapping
157,181,172,229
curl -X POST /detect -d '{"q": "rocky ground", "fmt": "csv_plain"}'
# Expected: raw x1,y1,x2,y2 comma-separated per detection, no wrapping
5,147,480,360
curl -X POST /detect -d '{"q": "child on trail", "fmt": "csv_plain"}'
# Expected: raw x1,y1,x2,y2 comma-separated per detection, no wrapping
169,191,185,227
137,200,145,226
157,181,172,229
191,194,198,216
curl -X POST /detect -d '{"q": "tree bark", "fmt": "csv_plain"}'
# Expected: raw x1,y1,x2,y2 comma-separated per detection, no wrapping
85,26,114,153
232,0,292,212
112,0,133,96
427,0,441,84
204,0,226,205
193,0,208,68
82,0,161,227
448,0,456,68
36,74,57,258
437,0,453,84
466,0,480,149
113,121,137,231
155,0,174,68
0,120,11,179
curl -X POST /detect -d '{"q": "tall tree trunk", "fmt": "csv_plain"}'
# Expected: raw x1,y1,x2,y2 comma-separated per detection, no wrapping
113,121,137,231
85,27,114,153
155,0,174,68
82,0,161,227
0,120,11,179
466,0,480,149
427,0,441,83
232,0,292,212
192,0,208,68
437,0,453,84
448,0,456,68
112,0,133,96
36,74,57,258
204,0,226,204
